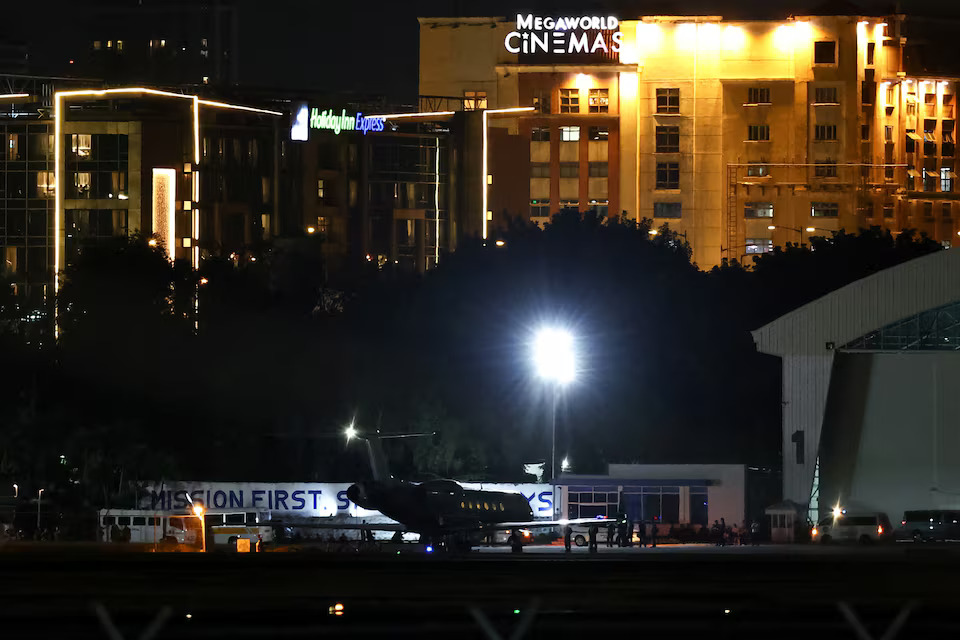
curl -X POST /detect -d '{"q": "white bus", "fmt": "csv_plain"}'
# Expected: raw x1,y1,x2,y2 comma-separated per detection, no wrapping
98,509,199,545
98,509,273,547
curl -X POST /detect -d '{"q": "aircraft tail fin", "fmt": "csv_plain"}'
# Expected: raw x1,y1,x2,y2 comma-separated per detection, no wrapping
364,436,392,482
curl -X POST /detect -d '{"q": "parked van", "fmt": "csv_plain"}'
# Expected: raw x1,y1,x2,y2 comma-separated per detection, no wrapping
895,510,960,542
811,511,892,544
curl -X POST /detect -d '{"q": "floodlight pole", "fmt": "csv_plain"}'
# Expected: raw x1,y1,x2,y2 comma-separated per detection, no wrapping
551,384,558,482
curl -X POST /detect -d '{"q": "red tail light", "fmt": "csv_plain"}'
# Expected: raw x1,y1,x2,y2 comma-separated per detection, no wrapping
877,525,884,535
901,520,906,526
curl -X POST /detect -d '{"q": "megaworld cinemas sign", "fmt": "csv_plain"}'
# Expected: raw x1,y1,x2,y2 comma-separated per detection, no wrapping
139,481,554,518
504,14,623,55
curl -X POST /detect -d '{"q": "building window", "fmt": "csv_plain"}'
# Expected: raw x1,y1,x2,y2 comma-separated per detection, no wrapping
745,238,773,254
71,134,92,158
533,90,551,114
464,91,487,110
530,163,550,178
814,124,837,141
317,178,325,199
811,202,839,217
744,202,774,218
924,169,938,192
883,204,894,218
588,162,608,177
559,199,579,211
885,85,896,106
93,40,101,50
923,201,934,217
942,167,954,192
861,123,870,140
814,161,838,177
814,87,838,104
36,171,55,197
530,199,550,218
814,41,836,64
747,125,770,141
656,88,680,114
943,202,952,219
906,129,918,153
589,200,609,216
559,163,578,178
74,172,91,198
588,126,608,141
867,42,875,65
560,126,580,142
656,162,680,189
560,88,579,113
588,88,609,113
116,40,123,52
653,202,681,218
747,163,768,177
747,87,770,104
248,139,258,164
655,126,680,152
531,127,550,142
317,216,328,234
884,125,893,143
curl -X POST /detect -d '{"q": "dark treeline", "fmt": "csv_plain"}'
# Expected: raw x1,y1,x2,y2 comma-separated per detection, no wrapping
0,214,942,519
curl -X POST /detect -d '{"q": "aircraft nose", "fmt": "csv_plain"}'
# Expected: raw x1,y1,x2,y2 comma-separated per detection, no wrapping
346,483,372,508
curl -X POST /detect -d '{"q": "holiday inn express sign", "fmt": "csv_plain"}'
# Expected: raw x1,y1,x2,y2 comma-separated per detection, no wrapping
290,103,386,141
505,14,623,54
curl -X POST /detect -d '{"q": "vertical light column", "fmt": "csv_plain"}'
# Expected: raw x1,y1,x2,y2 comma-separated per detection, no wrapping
152,168,176,259
192,96,201,270
53,93,63,292
435,136,440,266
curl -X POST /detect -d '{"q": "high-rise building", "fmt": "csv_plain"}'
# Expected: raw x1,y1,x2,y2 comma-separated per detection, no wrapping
419,13,960,268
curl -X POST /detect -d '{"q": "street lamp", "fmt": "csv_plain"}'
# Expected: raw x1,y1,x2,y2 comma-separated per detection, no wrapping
532,327,576,481
12,484,17,498
345,423,358,442
193,504,206,553
37,489,44,531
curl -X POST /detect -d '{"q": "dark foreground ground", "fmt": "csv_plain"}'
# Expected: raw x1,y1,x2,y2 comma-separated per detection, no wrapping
1,542,958,637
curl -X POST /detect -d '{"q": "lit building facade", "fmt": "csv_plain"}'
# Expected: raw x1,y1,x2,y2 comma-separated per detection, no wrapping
420,13,960,268
0,78,282,323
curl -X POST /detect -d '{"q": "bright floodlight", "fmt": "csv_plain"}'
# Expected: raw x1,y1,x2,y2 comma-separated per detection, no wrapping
533,328,575,384
345,423,358,441
193,504,204,518
832,505,842,518
560,457,571,472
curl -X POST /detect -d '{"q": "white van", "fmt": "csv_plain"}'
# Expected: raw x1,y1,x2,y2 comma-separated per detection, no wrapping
811,512,892,544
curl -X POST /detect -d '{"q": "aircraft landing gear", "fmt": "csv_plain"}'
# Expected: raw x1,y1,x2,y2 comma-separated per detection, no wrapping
508,532,523,553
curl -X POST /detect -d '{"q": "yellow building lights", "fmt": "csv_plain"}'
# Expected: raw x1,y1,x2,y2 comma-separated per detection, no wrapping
151,168,176,260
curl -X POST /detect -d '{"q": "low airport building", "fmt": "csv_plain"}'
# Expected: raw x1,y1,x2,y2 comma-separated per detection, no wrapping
754,248,960,524
556,464,747,529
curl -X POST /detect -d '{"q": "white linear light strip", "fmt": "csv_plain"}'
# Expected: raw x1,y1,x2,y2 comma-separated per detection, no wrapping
482,107,535,239
435,137,440,267
0,93,29,99
197,99,282,116
375,111,456,119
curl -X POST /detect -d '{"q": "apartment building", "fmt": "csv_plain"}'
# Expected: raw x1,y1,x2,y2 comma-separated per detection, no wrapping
419,13,960,268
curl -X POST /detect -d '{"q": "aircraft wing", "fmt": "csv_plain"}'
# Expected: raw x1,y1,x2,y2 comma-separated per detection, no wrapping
488,517,615,529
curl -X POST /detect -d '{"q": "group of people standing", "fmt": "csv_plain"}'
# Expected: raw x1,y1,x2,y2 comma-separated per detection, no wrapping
710,518,760,546
563,517,661,553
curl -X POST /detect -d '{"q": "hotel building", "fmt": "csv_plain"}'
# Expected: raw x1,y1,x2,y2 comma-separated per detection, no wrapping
420,13,960,268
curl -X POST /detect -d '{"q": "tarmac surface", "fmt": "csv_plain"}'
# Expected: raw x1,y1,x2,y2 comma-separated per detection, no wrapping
1,542,959,637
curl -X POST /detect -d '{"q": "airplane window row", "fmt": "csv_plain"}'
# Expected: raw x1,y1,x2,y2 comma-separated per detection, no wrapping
460,500,505,512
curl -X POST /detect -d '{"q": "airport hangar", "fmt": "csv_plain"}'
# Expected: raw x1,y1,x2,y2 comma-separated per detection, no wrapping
753,248,960,524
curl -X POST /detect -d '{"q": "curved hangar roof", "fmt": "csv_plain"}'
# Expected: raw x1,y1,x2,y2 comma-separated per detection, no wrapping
753,249,960,357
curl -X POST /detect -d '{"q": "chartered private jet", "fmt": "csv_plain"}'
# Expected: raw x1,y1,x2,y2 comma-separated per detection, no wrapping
280,426,611,552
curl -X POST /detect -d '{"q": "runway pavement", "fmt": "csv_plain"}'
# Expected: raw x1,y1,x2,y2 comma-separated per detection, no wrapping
0,542,958,637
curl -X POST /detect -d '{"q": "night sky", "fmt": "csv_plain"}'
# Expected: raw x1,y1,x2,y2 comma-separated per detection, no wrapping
10,0,960,102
